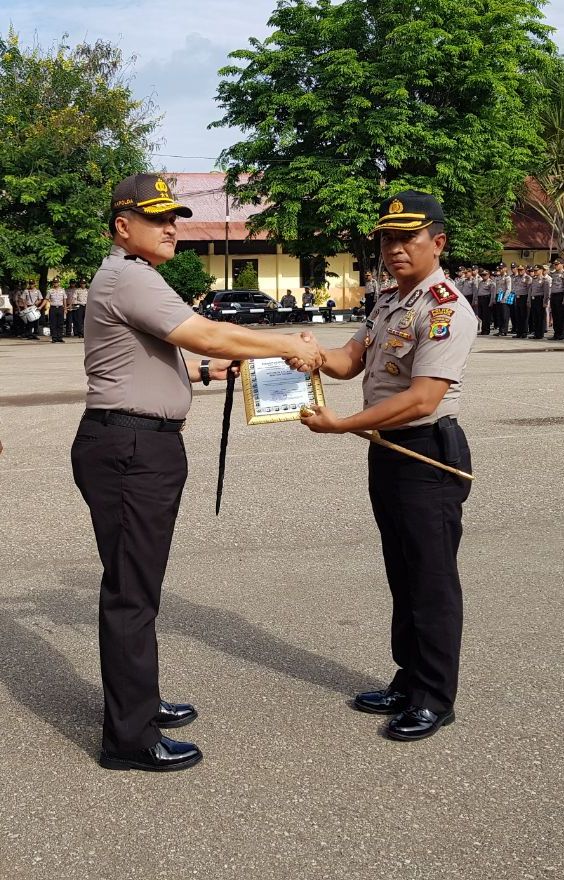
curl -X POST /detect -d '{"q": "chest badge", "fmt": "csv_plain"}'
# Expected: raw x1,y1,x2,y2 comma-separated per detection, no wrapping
385,361,400,376
398,309,416,329
383,337,404,351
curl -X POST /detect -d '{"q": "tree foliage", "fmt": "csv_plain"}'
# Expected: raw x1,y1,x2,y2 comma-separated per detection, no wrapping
523,55,564,253
233,261,259,289
0,31,158,289
158,249,215,304
213,0,557,266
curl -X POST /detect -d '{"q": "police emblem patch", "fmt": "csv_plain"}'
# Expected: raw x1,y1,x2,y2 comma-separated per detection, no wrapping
429,307,455,340
390,199,404,214
385,361,400,376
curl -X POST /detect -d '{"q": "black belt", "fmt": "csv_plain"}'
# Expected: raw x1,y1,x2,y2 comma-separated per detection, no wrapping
83,409,185,432
379,418,457,443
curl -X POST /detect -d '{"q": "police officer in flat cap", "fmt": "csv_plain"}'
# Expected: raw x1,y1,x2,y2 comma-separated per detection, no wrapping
299,191,477,742
549,258,564,340
72,173,322,772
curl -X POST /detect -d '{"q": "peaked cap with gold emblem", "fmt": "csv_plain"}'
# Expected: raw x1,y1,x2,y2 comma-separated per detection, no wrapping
374,190,445,232
110,173,193,218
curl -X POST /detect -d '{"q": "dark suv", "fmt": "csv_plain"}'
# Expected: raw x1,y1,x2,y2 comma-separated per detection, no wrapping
199,289,279,324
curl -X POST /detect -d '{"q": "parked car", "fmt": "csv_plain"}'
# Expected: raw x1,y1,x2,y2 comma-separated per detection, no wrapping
199,289,279,324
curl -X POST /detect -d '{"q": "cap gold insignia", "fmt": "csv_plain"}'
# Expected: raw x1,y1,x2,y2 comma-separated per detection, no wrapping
385,361,400,376
155,179,169,195
389,199,404,214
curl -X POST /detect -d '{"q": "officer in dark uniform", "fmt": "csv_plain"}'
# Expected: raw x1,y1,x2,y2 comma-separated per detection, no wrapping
300,191,477,742
72,173,322,772
529,265,550,339
475,268,496,335
550,258,564,340
512,265,532,338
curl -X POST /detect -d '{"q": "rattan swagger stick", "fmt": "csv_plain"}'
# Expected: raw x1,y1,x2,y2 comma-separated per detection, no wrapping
299,407,474,481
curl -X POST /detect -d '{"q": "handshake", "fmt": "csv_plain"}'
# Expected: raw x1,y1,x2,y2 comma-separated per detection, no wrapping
285,331,327,373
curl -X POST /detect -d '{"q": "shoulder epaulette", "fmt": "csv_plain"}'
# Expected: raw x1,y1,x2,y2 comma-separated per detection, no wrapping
429,282,458,305
383,286,399,302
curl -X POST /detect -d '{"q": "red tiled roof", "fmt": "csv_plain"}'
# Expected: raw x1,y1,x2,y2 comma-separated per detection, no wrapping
167,172,269,241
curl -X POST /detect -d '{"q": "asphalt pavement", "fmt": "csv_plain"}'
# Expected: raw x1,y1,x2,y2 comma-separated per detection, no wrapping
0,326,562,880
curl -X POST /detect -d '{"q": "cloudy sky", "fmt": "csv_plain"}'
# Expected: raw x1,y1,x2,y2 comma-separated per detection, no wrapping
1,0,563,173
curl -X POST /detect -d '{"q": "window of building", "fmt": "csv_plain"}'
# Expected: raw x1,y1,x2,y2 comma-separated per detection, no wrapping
299,256,326,288
232,259,259,284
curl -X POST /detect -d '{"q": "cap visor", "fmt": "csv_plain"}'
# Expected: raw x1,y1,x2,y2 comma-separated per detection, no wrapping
374,219,433,232
137,202,193,218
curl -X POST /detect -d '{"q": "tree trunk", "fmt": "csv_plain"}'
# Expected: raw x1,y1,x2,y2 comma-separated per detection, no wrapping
39,266,49,296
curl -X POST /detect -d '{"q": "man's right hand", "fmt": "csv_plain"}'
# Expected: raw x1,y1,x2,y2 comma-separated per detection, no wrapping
288,332,324,372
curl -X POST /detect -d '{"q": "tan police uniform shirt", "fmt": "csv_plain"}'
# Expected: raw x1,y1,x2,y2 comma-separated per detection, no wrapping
353,267,477,428
45,287,66,307
19,288,42,308
76,286,89,306
84,245,194,420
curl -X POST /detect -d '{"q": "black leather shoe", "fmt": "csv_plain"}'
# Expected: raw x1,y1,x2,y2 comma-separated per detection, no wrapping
387,706,455,741
354,686,408,715
99,735,203,772
156,699,198,728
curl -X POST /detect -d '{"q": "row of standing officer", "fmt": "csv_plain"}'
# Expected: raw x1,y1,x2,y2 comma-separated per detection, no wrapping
457,260,563,339
10,277,89,342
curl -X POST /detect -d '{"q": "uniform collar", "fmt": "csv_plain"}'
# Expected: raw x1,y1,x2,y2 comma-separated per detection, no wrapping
383,267,446,311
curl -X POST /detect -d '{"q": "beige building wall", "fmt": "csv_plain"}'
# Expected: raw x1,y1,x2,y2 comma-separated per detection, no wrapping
204,249,364,305
502,248,552,267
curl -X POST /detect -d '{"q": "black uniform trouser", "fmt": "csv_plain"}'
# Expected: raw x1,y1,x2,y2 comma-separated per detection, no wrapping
25,318,40,338
66,309,80,336
71,418,187,752
497,302,510,335
514,295,529,337
75,305,86,337
550,293,564,338
477,297,491,333
530,296,545,338
49,305,64,341
368,423,472,713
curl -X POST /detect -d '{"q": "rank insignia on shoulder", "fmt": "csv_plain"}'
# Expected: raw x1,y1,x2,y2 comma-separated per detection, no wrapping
385,361,400,376
404,289,424,309
429,282,458,304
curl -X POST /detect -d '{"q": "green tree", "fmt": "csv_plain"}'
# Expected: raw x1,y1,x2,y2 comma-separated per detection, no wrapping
523,56,564,253
158,249,215,304
0,31,158,290
233,261,259,289
213,0,557,268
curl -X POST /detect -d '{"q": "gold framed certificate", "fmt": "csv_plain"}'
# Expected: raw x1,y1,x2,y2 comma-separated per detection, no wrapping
241,358,326,425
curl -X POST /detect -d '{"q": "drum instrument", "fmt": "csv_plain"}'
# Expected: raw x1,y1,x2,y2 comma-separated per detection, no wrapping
20,305,41,323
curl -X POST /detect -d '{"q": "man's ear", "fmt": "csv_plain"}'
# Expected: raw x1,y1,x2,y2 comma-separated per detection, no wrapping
114,215,130,239
434,232,447,257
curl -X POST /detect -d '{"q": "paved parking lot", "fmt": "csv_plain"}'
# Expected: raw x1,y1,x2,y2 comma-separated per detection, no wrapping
0,327,562,880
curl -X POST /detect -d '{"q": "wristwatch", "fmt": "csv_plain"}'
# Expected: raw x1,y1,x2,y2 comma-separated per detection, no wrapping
199,359,211,386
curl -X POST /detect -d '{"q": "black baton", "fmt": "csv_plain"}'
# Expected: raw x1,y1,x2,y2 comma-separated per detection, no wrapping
215,363,239,515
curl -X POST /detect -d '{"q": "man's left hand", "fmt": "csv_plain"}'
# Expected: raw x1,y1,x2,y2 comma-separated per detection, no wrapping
300,404,343,433
209,359,240,381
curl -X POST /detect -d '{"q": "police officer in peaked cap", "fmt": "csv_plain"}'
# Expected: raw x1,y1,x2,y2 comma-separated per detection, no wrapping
299,191,477,741
72,173,322,771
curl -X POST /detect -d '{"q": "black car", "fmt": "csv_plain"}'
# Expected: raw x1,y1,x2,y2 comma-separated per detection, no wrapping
199,289,279,324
